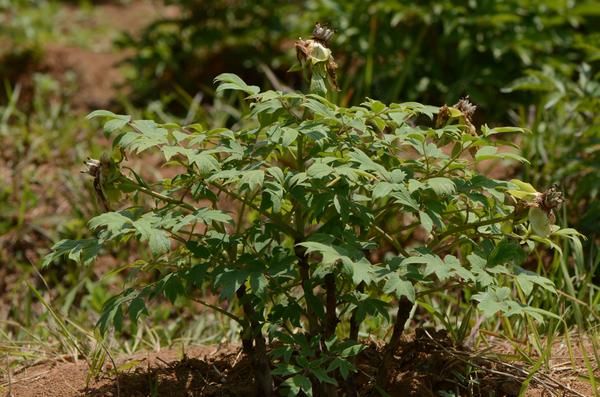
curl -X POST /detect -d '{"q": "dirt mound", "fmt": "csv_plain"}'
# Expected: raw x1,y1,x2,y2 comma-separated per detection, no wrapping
7,345,253,397
4,0,179,111
41,44,125,111
6,333,595,397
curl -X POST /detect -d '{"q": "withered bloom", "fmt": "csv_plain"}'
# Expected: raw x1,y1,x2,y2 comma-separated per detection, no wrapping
534,184,565,223
82,156,111,211
312,22,334,44
454,96,477,137
453,96,477,121
435,104,451,128
294,23,339,93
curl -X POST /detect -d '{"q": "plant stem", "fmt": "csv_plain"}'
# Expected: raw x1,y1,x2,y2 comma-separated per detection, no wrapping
236,284,274,396
345,282,365,397
295,246,320,336
191,297,243,324
210,181,299,237
349,282,364,341
324,273,338,338
118,175,196,212
375,297,413,391
433,212,517,243
373,225,410,257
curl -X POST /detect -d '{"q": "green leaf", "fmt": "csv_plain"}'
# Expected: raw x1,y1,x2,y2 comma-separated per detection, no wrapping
383,274,415,302
426,177,456,195
509,179,538,193
173,208,232,232
310,366,338,386
515,269,555,296
282,374,312,397
161,274,184,303
240,170,265,191
390,187,419,211
552,228,585,239
98,295,124,334
506,179,539,201
349,149,391,180
299,240,374,285
215,269,249,300
474,146,497,159
484,126,526,136
128,297,147,322
444,255,476,282
372,181,394,200
281,127,299,146
86,110,129,121
349,257,375,285
88,212,132,234
214,73,260,96
272,364,300,377
529,207,551,238
104,117,130,134
132,214,171,255
249,272,268,295
472,287,512,318
327,358,355,379
419,211,433,234
187,151,221,176
303,96,336,119
404,254,452,281
42,239,101,267
391,169,407,183
162,145,188,161
129,120,169,152
307,162,334,179
488,239,526,267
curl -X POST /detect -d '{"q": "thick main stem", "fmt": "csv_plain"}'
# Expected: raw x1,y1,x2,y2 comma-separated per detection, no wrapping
324,273,338,338
323,273,339,397
375,297,413,391
344,281,365,397
236,284,273,396
296,246,320,336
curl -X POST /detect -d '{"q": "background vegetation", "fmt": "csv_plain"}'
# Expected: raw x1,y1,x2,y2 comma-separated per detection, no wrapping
1,0,600,395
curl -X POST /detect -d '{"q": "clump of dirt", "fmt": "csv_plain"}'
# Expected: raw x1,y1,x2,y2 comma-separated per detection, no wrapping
7,331,594,397
8,345,253,397
3,0,179,111
40,44,125,111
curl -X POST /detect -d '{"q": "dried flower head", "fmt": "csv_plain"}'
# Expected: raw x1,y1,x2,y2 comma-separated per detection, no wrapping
453,96,477,121
82,157,101,177
312,23,334,44
81,155,111,211
294,23,339,93
435,104,451,128
535,184,565,213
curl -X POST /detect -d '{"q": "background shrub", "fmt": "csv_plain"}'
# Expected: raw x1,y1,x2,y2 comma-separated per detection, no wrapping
121,0,600,121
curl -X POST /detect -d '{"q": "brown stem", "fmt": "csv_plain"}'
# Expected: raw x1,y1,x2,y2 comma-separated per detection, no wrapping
322,273,339,397
236,285,274,396
349,282,365,341
324,273,338,339
295,245,320,336
375,297,413,391
345,282,365,397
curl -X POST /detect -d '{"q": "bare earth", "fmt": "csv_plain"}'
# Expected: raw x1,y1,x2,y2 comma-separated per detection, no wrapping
6,333,598,397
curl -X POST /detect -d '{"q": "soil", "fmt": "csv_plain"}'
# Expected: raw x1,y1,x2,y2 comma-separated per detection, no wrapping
6,0,179,111
5,331,597,397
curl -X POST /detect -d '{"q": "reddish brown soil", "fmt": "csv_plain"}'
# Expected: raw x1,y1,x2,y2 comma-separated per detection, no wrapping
6,0,178,111
6,332,597,397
